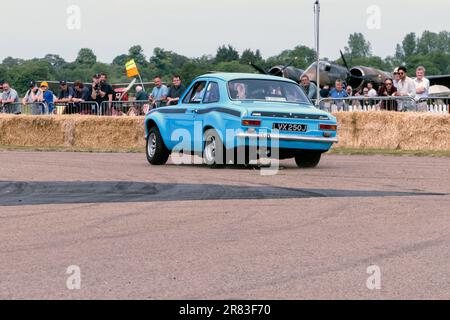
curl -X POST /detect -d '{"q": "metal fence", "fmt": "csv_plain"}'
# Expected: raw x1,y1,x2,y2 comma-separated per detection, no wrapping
1,102,46,115
316,96,450,114
54,102,100,115
0,101,152,116
99,101,151,116
418,97,450,113
3,97,449,116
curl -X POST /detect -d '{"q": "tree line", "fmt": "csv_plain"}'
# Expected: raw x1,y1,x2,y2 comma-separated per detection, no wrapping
1,31,449,95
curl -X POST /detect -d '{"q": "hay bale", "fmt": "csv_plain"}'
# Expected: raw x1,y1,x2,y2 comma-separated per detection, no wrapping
72,116,145,150
335,112,450,151
2,113,450,152
0,114,66,147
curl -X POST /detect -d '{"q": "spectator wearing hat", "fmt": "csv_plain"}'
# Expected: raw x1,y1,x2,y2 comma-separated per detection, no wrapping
22,81,43,115
56,80,74,104
1,82,20,114
37,82,55,114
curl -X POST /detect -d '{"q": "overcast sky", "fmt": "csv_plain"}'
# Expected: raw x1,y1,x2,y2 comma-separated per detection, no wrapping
1,0,448,63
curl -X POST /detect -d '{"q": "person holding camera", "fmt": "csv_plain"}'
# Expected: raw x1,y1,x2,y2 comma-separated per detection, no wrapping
91,73,113,115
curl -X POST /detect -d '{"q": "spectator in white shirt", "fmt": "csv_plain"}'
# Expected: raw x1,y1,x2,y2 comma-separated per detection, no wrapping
414,66,430,112
414,65,430,98
367,82,377,97
394,66,416,111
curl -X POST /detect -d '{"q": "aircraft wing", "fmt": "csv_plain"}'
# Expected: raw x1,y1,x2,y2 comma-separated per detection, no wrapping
428,75,450,88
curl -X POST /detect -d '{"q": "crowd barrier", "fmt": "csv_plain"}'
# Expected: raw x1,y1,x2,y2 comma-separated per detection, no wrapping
0,102,46,115
99,101,151,116
3,97,449,117
316,96,450,114
54,101,100,115
418,97,450,113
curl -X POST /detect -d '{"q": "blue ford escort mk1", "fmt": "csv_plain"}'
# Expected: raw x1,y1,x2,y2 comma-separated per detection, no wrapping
144,73,338,168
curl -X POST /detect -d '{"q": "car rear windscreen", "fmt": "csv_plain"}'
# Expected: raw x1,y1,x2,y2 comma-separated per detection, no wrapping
228,79,311,105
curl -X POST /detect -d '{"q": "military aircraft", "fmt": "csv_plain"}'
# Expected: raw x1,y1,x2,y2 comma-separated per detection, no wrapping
251,49,450,93
249,57,304,84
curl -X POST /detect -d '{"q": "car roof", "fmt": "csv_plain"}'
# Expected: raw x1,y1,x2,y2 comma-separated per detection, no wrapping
195,72,298,84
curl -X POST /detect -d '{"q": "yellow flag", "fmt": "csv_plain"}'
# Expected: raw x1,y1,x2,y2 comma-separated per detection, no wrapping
125,59,139,78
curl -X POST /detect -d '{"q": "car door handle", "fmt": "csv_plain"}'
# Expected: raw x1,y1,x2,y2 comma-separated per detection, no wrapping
192,109,199,114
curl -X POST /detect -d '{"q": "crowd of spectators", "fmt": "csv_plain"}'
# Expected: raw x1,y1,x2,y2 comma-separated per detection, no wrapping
300,66,433,111
0,73,186,116
0,66,441,115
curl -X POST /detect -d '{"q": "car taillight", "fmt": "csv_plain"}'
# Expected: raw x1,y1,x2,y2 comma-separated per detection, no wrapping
242,119,261,126
319,124,337,131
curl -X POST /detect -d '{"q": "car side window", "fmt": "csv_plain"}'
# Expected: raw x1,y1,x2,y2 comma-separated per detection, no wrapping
203,82,220,104
182,81,207,104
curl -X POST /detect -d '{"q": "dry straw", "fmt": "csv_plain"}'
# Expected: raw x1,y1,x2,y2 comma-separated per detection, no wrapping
1,113,450,152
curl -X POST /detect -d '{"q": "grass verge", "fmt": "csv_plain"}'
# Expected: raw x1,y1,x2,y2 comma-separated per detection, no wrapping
329,147,450,157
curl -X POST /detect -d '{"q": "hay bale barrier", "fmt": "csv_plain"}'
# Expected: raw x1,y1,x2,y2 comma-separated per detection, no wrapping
0,114,145,152
0,112,450,153
334,112,450,151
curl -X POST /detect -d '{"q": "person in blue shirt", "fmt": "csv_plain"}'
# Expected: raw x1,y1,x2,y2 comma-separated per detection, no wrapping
328,79,349,111
38,82,55,114
328,79,348,98
150,76,168,108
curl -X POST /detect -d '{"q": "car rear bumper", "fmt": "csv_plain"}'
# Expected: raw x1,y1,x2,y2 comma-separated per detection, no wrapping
236,132,338,143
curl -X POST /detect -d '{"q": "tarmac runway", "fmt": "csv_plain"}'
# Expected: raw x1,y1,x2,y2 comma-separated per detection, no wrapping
0,151,450,299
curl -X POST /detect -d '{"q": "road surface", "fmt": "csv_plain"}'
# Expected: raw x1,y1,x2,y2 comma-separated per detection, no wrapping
0,151,449,299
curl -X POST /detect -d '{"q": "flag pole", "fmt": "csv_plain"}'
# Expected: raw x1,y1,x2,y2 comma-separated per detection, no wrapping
314,0,320,105
137,73,146,92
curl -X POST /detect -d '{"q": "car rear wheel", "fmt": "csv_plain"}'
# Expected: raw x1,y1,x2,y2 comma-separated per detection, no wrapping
146,126,170,165
203,129,226,167
295,151,322,168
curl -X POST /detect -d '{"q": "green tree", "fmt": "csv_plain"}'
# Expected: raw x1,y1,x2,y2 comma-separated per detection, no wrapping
417,31,439,55
128,45,147,66
344,33,372,60
75,48,97,67
42,54,66,69
266,45,316,70
2,57,24,68
215,45,239,63
402,33,417,58
240,49,262,65
112,54,129,66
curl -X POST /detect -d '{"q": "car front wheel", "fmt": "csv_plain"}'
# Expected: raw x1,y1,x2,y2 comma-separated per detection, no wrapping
294,151,322,168
146,126,170,165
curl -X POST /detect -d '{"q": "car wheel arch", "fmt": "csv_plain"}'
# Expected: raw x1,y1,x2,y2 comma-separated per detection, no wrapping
145,119,158,134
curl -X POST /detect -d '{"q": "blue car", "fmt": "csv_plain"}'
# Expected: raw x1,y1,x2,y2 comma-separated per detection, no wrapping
144,73,338,168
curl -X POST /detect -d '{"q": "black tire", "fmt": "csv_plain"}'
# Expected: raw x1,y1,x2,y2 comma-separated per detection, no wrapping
146,126,170,165
203,129,226,167
295,151,322,168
